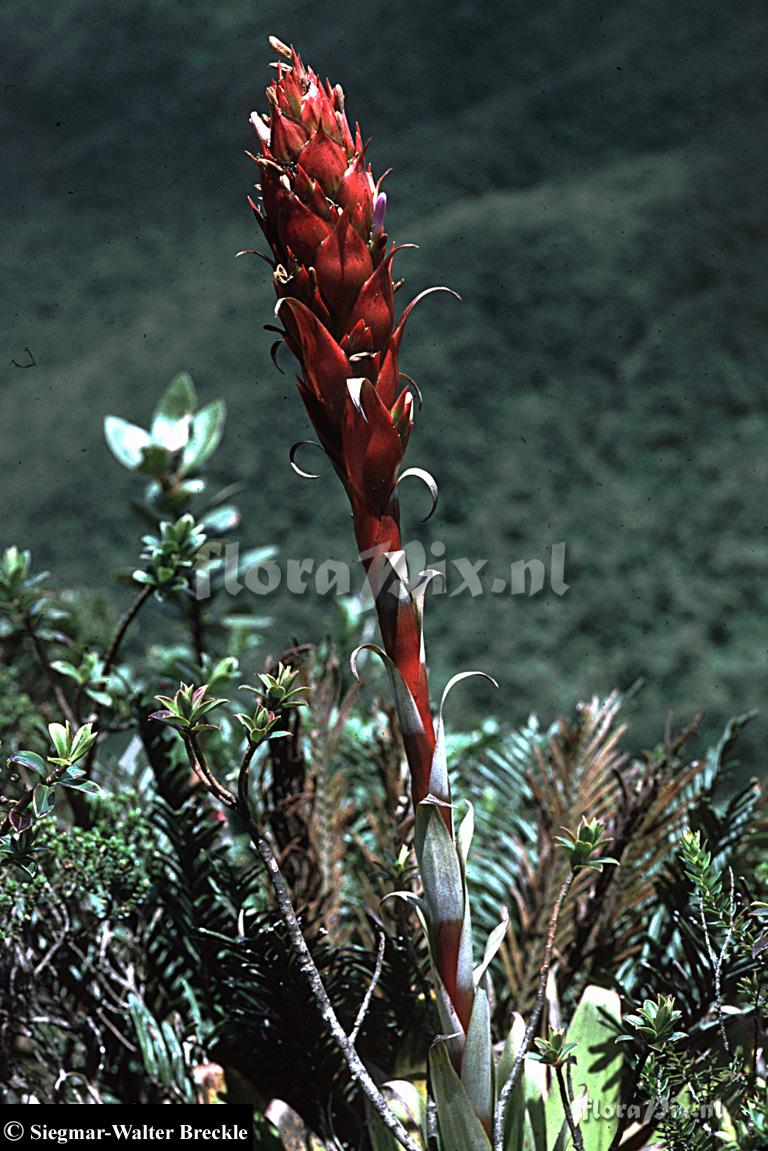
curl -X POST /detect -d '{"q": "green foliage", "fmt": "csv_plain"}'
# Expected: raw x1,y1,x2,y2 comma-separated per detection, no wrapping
615,823,768,1151
530,1028,578,1067
46,719,98,766
0,548,65,642
622,996,686,1051
0,797,156,935
235,662,307,744
550,986,622,1151
0,292,765,1150
152,683,229,734
105,373,227,511
246,662,309,712
429,1041,491,1151
0,549,45,622
134,514,207,597
555,817,618,874
128,993,196,1103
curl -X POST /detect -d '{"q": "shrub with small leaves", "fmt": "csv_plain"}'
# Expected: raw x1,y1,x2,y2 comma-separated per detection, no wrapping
622,995,687,1051
0,797,157,936
249,662,308,711
529,1027,578,1067
236,662,307,746
104,372,226,514
0,547,65,642
151,683,228,733
555,816,619,872
133,514,207,597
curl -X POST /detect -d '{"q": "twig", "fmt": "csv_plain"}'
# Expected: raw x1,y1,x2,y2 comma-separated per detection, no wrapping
349,930,386,1046
178,735,419,1151
748,978,763,1092
565,712,703,985
103,585,153,675
188,595,206,667
698,868,736,1054
32,881,71,977
556,1064,585,1151
238,741,258,810
186,733,237,809
246,819,419,1151
25,617,76,725
75,585,154,786
493,872,575,1151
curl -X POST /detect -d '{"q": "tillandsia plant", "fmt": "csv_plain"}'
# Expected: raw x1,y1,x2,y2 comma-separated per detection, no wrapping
245,38,614,1150
247,27,494,1117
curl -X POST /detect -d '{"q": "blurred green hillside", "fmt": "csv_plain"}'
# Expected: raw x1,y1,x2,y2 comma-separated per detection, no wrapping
3,0,767,763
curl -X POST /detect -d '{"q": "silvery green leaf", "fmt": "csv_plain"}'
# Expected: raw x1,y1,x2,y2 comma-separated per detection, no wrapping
430,1041,492,1151
429,671,499,804
183,399,227,470
552,1090,588,1151
61,779,102,796
474,910,510,988
366,1080,427,1151
456,872,475,1019
9,751,46,778
525,1057,549,1151
497,1013,527,1151
432,966,466,1065
151,372,197,443
461,989,493,1130
457,799,475,866
397,468,439,521
380,890,431,942
420,806,464,929
48,722,70,760
350,642,425,743
237,546,278,573
201,504,240,533
104,417,151,470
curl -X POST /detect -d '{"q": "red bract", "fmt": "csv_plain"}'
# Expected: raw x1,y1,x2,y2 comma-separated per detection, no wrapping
249,39,457,806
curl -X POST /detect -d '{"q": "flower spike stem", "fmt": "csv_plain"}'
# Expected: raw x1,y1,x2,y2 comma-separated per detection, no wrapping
248,43,445,812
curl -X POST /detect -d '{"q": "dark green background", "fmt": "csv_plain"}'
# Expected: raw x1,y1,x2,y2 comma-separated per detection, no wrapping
3,0,767,763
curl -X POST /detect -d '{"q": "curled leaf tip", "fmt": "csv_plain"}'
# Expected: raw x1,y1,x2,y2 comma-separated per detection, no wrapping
398,466,439,521
289,440,325,479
